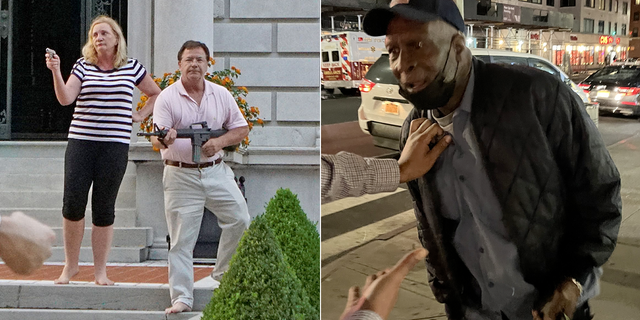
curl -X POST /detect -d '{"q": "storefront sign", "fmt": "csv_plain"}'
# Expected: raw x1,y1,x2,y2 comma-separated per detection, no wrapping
503,5,521,23
599,35,614,45
616,37,621,45
530,33,540,40
570,34,578,41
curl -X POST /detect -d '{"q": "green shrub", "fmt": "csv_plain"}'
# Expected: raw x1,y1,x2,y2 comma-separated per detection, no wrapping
202,215,315,320
263,188,320,312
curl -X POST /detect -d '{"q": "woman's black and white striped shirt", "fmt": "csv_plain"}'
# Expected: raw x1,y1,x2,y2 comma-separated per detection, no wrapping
69,57,147,144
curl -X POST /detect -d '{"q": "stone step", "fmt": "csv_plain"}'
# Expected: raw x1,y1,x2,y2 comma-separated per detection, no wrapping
51,227,153,247
0,309,202,320
0,141,68,158
0,191,136,210
0,282,214,312
0,173,136,192
48,246,149,263
0,157,137,175
0,209,137,228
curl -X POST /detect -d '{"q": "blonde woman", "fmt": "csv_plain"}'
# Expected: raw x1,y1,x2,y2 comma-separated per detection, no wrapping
45,15,160,285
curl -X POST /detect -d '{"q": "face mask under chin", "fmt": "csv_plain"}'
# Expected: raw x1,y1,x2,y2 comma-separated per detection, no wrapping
398,72,456,112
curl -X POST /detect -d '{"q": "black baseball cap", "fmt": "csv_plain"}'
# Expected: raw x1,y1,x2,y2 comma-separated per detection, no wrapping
363,0,466,36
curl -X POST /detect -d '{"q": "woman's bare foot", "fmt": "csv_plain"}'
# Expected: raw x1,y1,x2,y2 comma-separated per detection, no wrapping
54,266,79,284
165,302,192,314
94,273,114,286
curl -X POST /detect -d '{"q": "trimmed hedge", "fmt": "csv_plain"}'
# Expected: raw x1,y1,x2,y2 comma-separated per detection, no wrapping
202,214,315,320
263,188,320,312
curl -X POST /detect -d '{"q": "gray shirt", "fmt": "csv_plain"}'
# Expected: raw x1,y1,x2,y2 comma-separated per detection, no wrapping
431,66,599,319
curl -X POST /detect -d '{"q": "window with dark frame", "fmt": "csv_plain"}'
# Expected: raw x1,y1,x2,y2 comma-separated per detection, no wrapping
623,1,628,14
599,0,606,9
561,0,576,6
633,27,639,37
635,11,639,20
623,24,627,35
548,0,555,5
584,18,595,33
614,22,618,34
610,0,613,10
598,20,605,33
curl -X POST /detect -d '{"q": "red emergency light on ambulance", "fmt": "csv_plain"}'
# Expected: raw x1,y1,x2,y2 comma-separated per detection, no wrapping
321,32,386,95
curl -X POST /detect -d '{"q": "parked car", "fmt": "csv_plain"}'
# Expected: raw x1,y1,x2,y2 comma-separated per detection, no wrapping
358,49,599,151
579,64,640,116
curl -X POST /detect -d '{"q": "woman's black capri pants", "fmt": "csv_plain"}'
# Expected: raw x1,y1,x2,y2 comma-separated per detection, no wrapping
62,138,129,227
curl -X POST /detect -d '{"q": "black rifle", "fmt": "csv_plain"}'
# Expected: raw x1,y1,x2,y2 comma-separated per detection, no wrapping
138,122,228,163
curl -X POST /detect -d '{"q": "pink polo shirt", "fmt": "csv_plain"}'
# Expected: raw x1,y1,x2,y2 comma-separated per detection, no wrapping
153,78,248,163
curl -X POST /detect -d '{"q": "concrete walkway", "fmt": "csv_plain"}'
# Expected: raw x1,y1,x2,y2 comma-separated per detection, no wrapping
321,133,640,320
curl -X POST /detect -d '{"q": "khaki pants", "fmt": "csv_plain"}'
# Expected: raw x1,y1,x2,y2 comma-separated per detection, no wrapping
163,161,250,308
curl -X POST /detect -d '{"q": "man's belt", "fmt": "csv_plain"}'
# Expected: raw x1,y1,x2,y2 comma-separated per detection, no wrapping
164,158,222,169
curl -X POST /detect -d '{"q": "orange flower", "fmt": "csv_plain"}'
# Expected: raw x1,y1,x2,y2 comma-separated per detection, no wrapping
163,73,170,77
209,57,215,65
239,86,248,93
238,98,246,105
154,78,162,83
168,79,175,85
248,121,254,129
257,118,264,125
140,95,148,102
250,106,257,113
240,108,246,116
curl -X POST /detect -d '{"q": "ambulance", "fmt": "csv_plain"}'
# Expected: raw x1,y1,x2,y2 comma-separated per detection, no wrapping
321,31,386,95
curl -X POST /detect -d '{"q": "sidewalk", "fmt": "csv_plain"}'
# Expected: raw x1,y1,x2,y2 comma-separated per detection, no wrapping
321,133,640,320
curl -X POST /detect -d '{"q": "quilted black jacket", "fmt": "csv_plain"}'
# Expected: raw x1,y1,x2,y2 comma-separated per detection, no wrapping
399,57,622,316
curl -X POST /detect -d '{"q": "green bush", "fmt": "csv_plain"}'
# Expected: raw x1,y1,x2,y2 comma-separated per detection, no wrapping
263,188,320,312
202,215,315,320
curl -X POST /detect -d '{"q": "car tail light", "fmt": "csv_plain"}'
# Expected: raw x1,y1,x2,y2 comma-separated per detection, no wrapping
578,83,590,93
617,87,640,96
359,78,375,93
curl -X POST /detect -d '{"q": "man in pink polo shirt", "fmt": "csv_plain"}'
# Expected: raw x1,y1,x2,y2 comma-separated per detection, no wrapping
150,40,250,315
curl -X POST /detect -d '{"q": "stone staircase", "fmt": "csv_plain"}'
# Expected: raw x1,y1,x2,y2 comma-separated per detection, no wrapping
0,281,211,319
0,142,217,319
0,142,152,263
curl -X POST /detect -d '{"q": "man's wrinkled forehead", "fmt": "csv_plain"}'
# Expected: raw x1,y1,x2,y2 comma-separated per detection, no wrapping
384,17,433,43
181,48,207,59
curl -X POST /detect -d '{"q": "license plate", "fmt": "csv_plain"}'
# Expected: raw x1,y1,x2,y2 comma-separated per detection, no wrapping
597,90,610,98
382,102,399,115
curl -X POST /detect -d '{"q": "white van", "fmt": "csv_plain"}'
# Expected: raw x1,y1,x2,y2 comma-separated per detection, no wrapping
357,49,599,150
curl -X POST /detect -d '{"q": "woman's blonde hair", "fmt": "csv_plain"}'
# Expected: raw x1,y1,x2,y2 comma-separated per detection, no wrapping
81,15,128,68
